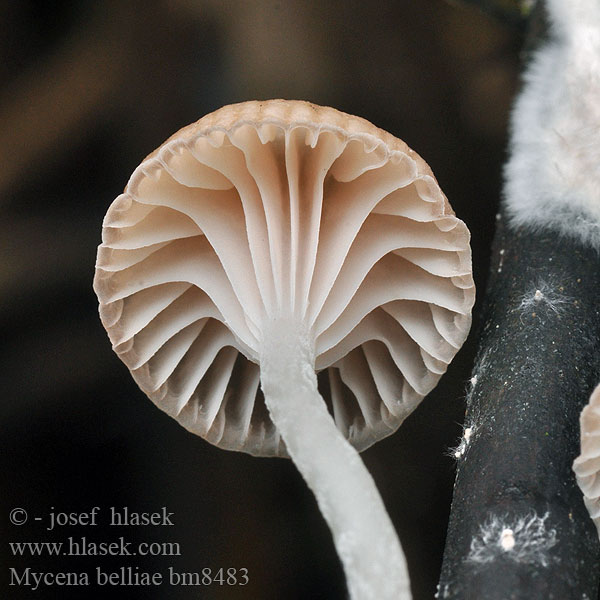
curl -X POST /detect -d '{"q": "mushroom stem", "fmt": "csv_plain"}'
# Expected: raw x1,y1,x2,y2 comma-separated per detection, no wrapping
259,318,410,600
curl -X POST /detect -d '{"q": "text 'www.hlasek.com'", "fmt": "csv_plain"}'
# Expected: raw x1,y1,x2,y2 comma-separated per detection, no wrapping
8,506,249,591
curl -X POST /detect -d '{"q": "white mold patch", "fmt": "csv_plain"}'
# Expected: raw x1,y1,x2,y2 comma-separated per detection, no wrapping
467,512,557,566
497,248,505,274
450,425,474,460
450,351,491,461
517,280,572,316
499,527,515,551
466,350,489,404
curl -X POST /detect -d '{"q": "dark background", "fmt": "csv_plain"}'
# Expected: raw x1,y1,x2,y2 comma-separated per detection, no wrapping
1,1,522,598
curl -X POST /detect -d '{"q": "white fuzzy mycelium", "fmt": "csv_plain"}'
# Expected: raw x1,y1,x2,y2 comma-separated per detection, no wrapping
504,0,600,248
467,512,557,567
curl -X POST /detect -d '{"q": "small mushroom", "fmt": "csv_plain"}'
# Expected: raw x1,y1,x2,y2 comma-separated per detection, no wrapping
573,383,600,536
94,100,474,599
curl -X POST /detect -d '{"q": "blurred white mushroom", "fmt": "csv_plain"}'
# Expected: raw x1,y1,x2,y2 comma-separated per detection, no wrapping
573,383,600,537
94,100,475,599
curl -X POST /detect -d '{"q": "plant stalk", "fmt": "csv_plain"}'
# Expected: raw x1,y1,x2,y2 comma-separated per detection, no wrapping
438,213,600,599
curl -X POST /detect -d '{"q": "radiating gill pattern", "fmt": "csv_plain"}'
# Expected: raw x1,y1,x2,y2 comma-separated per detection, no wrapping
94,101,474,457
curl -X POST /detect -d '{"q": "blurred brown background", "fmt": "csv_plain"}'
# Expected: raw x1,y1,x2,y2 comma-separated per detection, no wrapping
1,1,523,598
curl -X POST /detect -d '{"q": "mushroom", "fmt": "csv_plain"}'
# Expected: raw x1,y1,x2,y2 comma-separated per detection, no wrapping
573,383,600,537
93,100,474,599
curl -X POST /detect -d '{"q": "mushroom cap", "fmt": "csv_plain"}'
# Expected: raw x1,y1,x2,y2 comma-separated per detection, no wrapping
94,99,475,457
573,383,600,535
